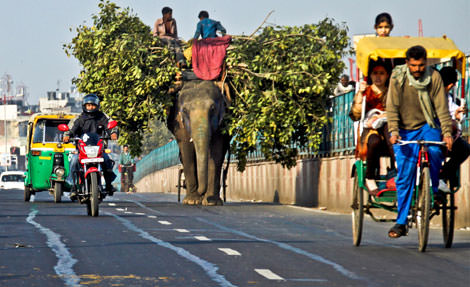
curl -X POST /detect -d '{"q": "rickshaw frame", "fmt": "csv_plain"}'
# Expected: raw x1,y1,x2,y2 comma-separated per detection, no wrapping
350,36,466,251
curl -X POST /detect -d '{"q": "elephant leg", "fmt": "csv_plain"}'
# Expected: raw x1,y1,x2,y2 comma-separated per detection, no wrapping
202,134,229,206
176,135,202,205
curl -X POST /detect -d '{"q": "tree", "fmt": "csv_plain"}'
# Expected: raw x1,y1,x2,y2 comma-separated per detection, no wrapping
64,0,178,156
66,1,350,170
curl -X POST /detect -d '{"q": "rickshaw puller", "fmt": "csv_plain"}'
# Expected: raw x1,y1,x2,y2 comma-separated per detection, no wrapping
63,93,118,196
386,45,453,238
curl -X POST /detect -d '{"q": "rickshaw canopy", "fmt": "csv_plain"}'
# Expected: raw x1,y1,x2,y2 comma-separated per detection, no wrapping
355,36,466,78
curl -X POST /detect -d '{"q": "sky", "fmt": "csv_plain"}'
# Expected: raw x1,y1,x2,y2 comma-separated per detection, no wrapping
1,0,469,104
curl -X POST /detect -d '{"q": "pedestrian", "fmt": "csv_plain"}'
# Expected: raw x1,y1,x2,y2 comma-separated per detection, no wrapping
334,74,355,96
386,45,453,238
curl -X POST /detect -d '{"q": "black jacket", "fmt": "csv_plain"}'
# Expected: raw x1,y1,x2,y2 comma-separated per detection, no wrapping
66,111,117,138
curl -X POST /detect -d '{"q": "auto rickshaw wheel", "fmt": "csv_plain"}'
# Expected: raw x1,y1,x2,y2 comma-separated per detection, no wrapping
24,186,32,202
54,182,63,203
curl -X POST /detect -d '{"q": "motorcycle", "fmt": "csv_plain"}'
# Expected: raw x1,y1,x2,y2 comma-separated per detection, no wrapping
119,164,136,193
57,120,117,216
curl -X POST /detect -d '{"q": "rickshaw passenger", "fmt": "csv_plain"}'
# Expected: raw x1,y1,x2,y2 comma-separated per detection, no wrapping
386,45,453,238
438,67,470,190
349,61,394,195
63,93,118,196
374,12,393,37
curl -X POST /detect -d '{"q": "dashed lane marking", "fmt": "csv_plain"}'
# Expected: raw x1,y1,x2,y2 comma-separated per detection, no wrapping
116,208,125,212
218,248,241,256
106,212,235,287
147,215,157,219
107,203,116,206
255,269,285,281
135,212,145,215
194,236,211,241
124,211,133,214
158,220,172,225
174,229,189,233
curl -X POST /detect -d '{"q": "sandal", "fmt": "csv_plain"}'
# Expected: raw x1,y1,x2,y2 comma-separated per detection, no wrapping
388,224,407,238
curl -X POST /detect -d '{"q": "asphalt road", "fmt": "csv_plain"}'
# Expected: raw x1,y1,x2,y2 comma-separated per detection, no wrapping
1,189,469,287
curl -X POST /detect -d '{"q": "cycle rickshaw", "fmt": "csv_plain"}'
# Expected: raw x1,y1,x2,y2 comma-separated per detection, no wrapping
350,36,467,252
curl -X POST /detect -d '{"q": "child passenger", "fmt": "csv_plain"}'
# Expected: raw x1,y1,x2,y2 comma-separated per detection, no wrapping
374,12,393,37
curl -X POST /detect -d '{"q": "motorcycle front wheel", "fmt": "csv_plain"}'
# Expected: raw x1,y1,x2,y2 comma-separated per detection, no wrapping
87,173,100,217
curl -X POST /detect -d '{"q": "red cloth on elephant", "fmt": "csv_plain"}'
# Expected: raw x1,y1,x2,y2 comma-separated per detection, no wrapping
192,35,231,80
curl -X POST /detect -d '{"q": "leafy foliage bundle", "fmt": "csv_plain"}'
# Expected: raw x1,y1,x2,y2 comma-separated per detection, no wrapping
226,20,349,169
65,1,178,155
66,1,350,170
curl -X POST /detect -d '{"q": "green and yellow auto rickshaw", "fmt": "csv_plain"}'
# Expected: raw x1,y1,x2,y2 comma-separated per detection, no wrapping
24,113,78,202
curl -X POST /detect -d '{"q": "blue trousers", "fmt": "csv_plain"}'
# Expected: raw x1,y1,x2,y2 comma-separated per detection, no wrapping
393,124,443,225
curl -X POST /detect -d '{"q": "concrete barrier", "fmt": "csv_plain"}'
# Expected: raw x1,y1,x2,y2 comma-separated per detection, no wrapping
135,156,470,228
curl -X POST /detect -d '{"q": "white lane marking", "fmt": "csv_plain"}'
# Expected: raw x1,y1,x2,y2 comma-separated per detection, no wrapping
174,228,189,233
116,208,125,211
124,211,133,214
218,248,241,256
26,209,80,287
196,217,362,281
106,212,235,287
127,199,165,215
147,215,157,219
108,203,116,206
135,212,145,215
158,220,172,225
194,236,211,241
255,269,285,281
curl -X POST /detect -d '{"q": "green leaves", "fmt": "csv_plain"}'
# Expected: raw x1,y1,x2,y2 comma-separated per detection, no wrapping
66,1,350,168
226,19,349,170
65,0,177,155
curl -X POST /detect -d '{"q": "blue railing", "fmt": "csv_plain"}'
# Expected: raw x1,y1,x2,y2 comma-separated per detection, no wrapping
135,55,470,175
133,140,180,183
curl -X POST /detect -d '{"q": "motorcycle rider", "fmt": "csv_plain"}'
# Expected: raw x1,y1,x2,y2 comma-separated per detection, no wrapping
63,93,118,197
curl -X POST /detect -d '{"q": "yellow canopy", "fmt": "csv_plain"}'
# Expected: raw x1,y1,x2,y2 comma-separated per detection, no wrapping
355,36,466,78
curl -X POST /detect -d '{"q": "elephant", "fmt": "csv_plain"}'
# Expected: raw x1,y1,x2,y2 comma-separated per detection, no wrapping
167,80,231,205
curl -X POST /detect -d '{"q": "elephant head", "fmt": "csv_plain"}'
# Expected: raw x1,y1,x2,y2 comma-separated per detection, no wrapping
178,81,227,197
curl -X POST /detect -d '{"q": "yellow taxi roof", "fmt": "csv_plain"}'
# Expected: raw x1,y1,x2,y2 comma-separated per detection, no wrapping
355,36,466,77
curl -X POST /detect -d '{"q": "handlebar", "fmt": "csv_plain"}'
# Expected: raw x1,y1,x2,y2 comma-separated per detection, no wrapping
397,139,446,146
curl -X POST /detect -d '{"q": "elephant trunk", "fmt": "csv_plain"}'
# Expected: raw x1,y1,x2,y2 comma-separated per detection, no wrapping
191,112,211,195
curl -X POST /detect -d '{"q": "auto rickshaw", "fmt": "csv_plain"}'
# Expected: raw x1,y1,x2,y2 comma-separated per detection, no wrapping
350,36,467,252
24,113,78,202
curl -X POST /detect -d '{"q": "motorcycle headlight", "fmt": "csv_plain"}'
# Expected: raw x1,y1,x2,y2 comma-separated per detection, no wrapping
84,146,100,158
55,167,65,177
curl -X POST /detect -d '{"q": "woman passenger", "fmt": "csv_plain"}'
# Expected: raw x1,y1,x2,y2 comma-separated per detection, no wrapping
349,61,395,195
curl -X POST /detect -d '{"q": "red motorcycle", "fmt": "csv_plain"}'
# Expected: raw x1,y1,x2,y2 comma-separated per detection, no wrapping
58,121,117,216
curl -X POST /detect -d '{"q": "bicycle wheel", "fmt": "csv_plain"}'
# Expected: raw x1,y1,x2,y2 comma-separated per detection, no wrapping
351,171,364,246
417,166,431,252
442,192,455,248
